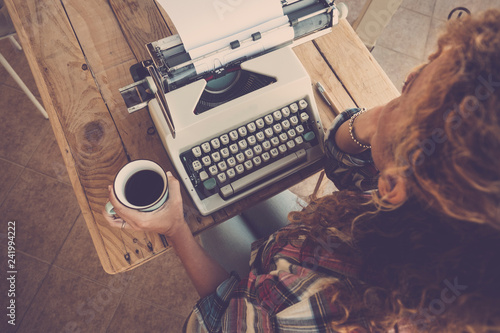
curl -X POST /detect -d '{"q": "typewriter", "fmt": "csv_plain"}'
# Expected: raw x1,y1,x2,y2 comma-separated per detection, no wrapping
119,0,347,215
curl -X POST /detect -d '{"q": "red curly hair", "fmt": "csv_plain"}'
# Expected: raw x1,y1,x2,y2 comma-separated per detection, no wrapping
284,9,500,332
385,8,500,228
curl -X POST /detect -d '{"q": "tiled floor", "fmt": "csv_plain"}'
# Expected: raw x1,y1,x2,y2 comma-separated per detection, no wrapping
0,1,498,332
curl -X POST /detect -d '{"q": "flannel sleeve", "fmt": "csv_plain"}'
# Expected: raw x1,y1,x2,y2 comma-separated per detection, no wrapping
324,108,379,191
189,272,240,333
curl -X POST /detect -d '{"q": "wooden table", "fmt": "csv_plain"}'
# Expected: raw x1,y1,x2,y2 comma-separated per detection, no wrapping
5,0,399,274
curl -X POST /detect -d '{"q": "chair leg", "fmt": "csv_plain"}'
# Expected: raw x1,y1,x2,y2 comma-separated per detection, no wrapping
0,52,49,119
8,35,22,51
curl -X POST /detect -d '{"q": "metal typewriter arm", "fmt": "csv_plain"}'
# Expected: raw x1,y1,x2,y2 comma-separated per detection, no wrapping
145,61,176,138
118,60,176,138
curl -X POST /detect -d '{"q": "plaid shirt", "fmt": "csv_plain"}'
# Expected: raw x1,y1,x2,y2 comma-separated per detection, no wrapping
184,109,385,332
185,225,370,333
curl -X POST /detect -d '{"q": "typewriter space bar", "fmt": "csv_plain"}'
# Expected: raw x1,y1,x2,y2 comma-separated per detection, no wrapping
220,149,307,199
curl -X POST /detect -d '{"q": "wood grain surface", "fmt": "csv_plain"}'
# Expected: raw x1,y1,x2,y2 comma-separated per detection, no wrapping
5,0,398,274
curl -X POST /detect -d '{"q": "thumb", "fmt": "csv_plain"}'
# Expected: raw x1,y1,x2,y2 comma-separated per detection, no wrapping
166,171,182,201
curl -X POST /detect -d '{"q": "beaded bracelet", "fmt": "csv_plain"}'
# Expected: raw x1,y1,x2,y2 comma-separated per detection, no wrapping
348,108,371,149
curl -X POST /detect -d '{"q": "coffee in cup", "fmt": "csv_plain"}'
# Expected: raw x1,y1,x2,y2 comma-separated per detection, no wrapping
105,160,168,215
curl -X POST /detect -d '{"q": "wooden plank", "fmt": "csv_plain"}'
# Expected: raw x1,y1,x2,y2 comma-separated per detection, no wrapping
60,0,216,269
293,41,356,126
109,0,171,61
4,0,129,274
5,0,197,274
58,0,177,272
314,19,400,109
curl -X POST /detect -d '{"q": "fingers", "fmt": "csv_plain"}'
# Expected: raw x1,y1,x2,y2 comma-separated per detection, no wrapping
102,205,136,230
102,206,127,228
108,185,141,217
103,210,140,230
105,185,141,230
107,185,124,215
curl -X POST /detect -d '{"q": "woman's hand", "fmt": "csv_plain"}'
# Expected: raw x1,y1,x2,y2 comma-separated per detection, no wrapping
334,106,382,154
104,172,230,297
102,171,186,238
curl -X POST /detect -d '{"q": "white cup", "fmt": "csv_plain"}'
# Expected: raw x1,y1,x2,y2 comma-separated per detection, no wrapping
105,160,168,215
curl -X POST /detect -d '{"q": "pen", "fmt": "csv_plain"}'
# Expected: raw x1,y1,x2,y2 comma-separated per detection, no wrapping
316,82,339,115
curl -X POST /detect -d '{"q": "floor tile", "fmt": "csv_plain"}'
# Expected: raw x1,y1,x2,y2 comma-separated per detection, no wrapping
433,0,500,21
54,215,132,284
0,37,41,96
0,85,51,166
371,45,423,92
376,6,432,60
423,17,446,60
402,0,436,16
289,172,338,203
106,295,187,333
26,130,71,184
288,174,319,203
0,252,50,333
343,0,368,26
124,249,199,317
0,158,23,206
0,168,80,263
17,266,122,333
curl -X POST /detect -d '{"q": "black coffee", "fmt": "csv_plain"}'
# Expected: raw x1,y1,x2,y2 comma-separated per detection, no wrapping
124,170,164,207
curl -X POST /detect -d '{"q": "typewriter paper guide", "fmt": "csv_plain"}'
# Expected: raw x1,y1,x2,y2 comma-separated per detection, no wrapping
156,0,284,51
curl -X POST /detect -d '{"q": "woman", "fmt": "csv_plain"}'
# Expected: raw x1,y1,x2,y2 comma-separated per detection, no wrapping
104,9,500,332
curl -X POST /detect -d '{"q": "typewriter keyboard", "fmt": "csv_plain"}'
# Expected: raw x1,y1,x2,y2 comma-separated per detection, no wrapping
179,99,320,200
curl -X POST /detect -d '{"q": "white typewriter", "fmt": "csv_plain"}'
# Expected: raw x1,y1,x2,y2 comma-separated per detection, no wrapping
119,0,347,215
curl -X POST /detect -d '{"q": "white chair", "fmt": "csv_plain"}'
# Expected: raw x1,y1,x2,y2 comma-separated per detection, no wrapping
0,1,48,119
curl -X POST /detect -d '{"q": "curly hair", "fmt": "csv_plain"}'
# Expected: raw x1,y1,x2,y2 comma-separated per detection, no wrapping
384,9,500,228
286,191,500,332
283,9,500,332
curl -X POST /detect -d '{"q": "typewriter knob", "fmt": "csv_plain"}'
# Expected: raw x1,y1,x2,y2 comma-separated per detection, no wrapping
337,2,348,20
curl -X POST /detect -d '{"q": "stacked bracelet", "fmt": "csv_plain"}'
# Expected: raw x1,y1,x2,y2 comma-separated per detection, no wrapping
348,108,371,149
